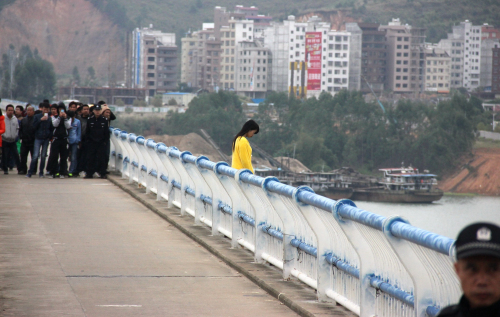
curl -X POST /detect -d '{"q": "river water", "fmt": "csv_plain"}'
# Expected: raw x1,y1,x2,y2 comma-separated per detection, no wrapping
354,195,500,239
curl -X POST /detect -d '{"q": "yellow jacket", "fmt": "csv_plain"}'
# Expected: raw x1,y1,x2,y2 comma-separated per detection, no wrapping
232,136,254,173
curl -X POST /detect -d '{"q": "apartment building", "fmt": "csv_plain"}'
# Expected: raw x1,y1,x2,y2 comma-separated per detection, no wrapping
424,46,451,93
462,21,482,91
492,46,500,94
220,19,255,90
357,23,387,93
480,24,500,90
235,41,270,98
437,28,465,89
131,26,177,96
345,23,362,91
263,15,351,98
380,19,426,94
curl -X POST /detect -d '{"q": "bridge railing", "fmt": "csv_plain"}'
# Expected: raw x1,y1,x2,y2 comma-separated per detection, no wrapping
109,128,460,317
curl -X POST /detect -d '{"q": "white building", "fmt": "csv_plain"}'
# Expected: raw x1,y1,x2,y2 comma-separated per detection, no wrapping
437,20,482,91
263,15,351,98
235,41,270,98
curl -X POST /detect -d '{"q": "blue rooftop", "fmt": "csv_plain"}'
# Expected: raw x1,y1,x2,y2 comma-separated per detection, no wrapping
164,92,190,95
252,98,265,104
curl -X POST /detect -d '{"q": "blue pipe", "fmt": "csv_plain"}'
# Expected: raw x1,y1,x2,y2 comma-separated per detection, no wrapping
218,202,233,215
136,136,145,145
238,171,265,187
290,239,318,257
182,154,198,164
261,225,284,241
325,253,360,278
389,221,454,256
118,154,123,160
200,194,213,205
172,180,181,189
426,306,441,317
157,144,168,153
141,165,147,172
149,169,158,177
146,139,156,149
369,276,414,307
198,158,216,170
160,174,169,183
132,161,139,168
111,151,116,156
216,164,236,178
237,211,256,227
185,187,195,197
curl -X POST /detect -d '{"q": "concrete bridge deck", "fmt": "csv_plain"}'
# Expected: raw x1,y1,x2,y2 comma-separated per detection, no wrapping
0,172,353,316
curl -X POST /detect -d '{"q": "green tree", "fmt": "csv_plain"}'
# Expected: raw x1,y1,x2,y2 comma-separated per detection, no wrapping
72,66,81,86
116,99,125,107
168,98,177,105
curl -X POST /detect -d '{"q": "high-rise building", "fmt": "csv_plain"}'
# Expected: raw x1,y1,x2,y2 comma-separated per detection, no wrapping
492,46,500,94
438,20,482,91
357,23,387,93
131,26,177,96
380,19,426,94
263,15,351,98
345,23,362,91
235,41,270,98
424,46,451,93
480,24,500,90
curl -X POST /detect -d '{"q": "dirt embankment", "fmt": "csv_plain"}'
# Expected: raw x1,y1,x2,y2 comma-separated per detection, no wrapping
439,148,500,196
0,0,125,77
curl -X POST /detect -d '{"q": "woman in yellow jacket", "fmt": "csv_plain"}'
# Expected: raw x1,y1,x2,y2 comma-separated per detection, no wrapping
231,120,259,173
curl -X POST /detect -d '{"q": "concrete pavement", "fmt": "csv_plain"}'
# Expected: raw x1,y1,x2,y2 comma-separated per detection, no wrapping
0,173,301,316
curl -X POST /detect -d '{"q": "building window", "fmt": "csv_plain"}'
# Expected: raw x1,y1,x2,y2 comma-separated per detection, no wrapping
148,57,155,62
148,48,155,53
148,65,155,70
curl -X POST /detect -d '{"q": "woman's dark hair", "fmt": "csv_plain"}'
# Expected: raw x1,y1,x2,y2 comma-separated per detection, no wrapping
232,119,259,151
0,108,2,116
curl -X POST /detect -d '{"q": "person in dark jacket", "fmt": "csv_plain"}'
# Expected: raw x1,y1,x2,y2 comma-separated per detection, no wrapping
76,104,90,175
437,223,500,317
46,104,71,178
18,105,36,175
27,103,52,178
84,104,109,179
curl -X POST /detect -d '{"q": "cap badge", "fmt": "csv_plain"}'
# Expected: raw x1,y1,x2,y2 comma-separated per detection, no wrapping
477,227,492,241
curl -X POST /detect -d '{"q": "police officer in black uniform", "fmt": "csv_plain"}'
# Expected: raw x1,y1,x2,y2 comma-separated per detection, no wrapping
84,104,109,179
437,222,500,317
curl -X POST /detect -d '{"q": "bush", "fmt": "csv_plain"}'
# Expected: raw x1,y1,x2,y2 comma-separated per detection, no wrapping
125,106,133,114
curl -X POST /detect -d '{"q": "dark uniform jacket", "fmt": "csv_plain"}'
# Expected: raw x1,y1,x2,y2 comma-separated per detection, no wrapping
437,296,500,317
86,115,109,143
19,115,36,144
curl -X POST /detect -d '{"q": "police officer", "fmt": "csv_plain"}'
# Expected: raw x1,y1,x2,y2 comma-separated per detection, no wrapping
84,104,109,179
438,222,500,316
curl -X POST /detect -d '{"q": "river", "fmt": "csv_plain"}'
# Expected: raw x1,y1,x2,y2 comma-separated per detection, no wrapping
354,195,500,239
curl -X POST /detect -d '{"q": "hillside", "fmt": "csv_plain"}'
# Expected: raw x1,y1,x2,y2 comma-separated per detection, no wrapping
0,0,126,80
114,0,500,43
439,145,500,196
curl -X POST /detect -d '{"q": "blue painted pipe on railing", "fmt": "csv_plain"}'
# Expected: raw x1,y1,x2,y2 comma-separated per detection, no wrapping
136,136,145,145
182,153,198,164
146,139,156,149
238,171,264,187
261,225,284,241
216,164,237,178
237,211,256,227
118,154,123,160
160,174,169,183
325,253,360,278
120,132,128,140
128,133,137,142
290,239,318,257
172,180,181,189
197,158,216,170
264,179,295,198
426,306,441,317
132,161,139,168
150,169,158,177
157,143,168,153
369,276,414,307
185,187,195,197
169,148,182,158
389,221,454,256
218,202,233,215
123,157,130,163
111,151,116,156
141,165,147,172
200,194,213,205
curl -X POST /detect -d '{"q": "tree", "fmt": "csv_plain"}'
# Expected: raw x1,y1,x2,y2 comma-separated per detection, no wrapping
115,99,125,107
152,95,163,107
168,98,177,105
72,66,81,86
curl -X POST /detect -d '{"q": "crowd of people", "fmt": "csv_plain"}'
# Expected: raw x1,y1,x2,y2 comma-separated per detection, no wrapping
0,100,115,179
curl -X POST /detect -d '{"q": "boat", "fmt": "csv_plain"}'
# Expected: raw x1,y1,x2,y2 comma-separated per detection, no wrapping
351,166,443,203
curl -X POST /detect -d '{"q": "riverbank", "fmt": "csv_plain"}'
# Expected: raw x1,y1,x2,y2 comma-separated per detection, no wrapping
439,145,500,196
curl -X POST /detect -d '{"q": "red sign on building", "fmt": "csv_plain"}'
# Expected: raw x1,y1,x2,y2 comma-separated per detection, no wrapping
305,32,322,91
